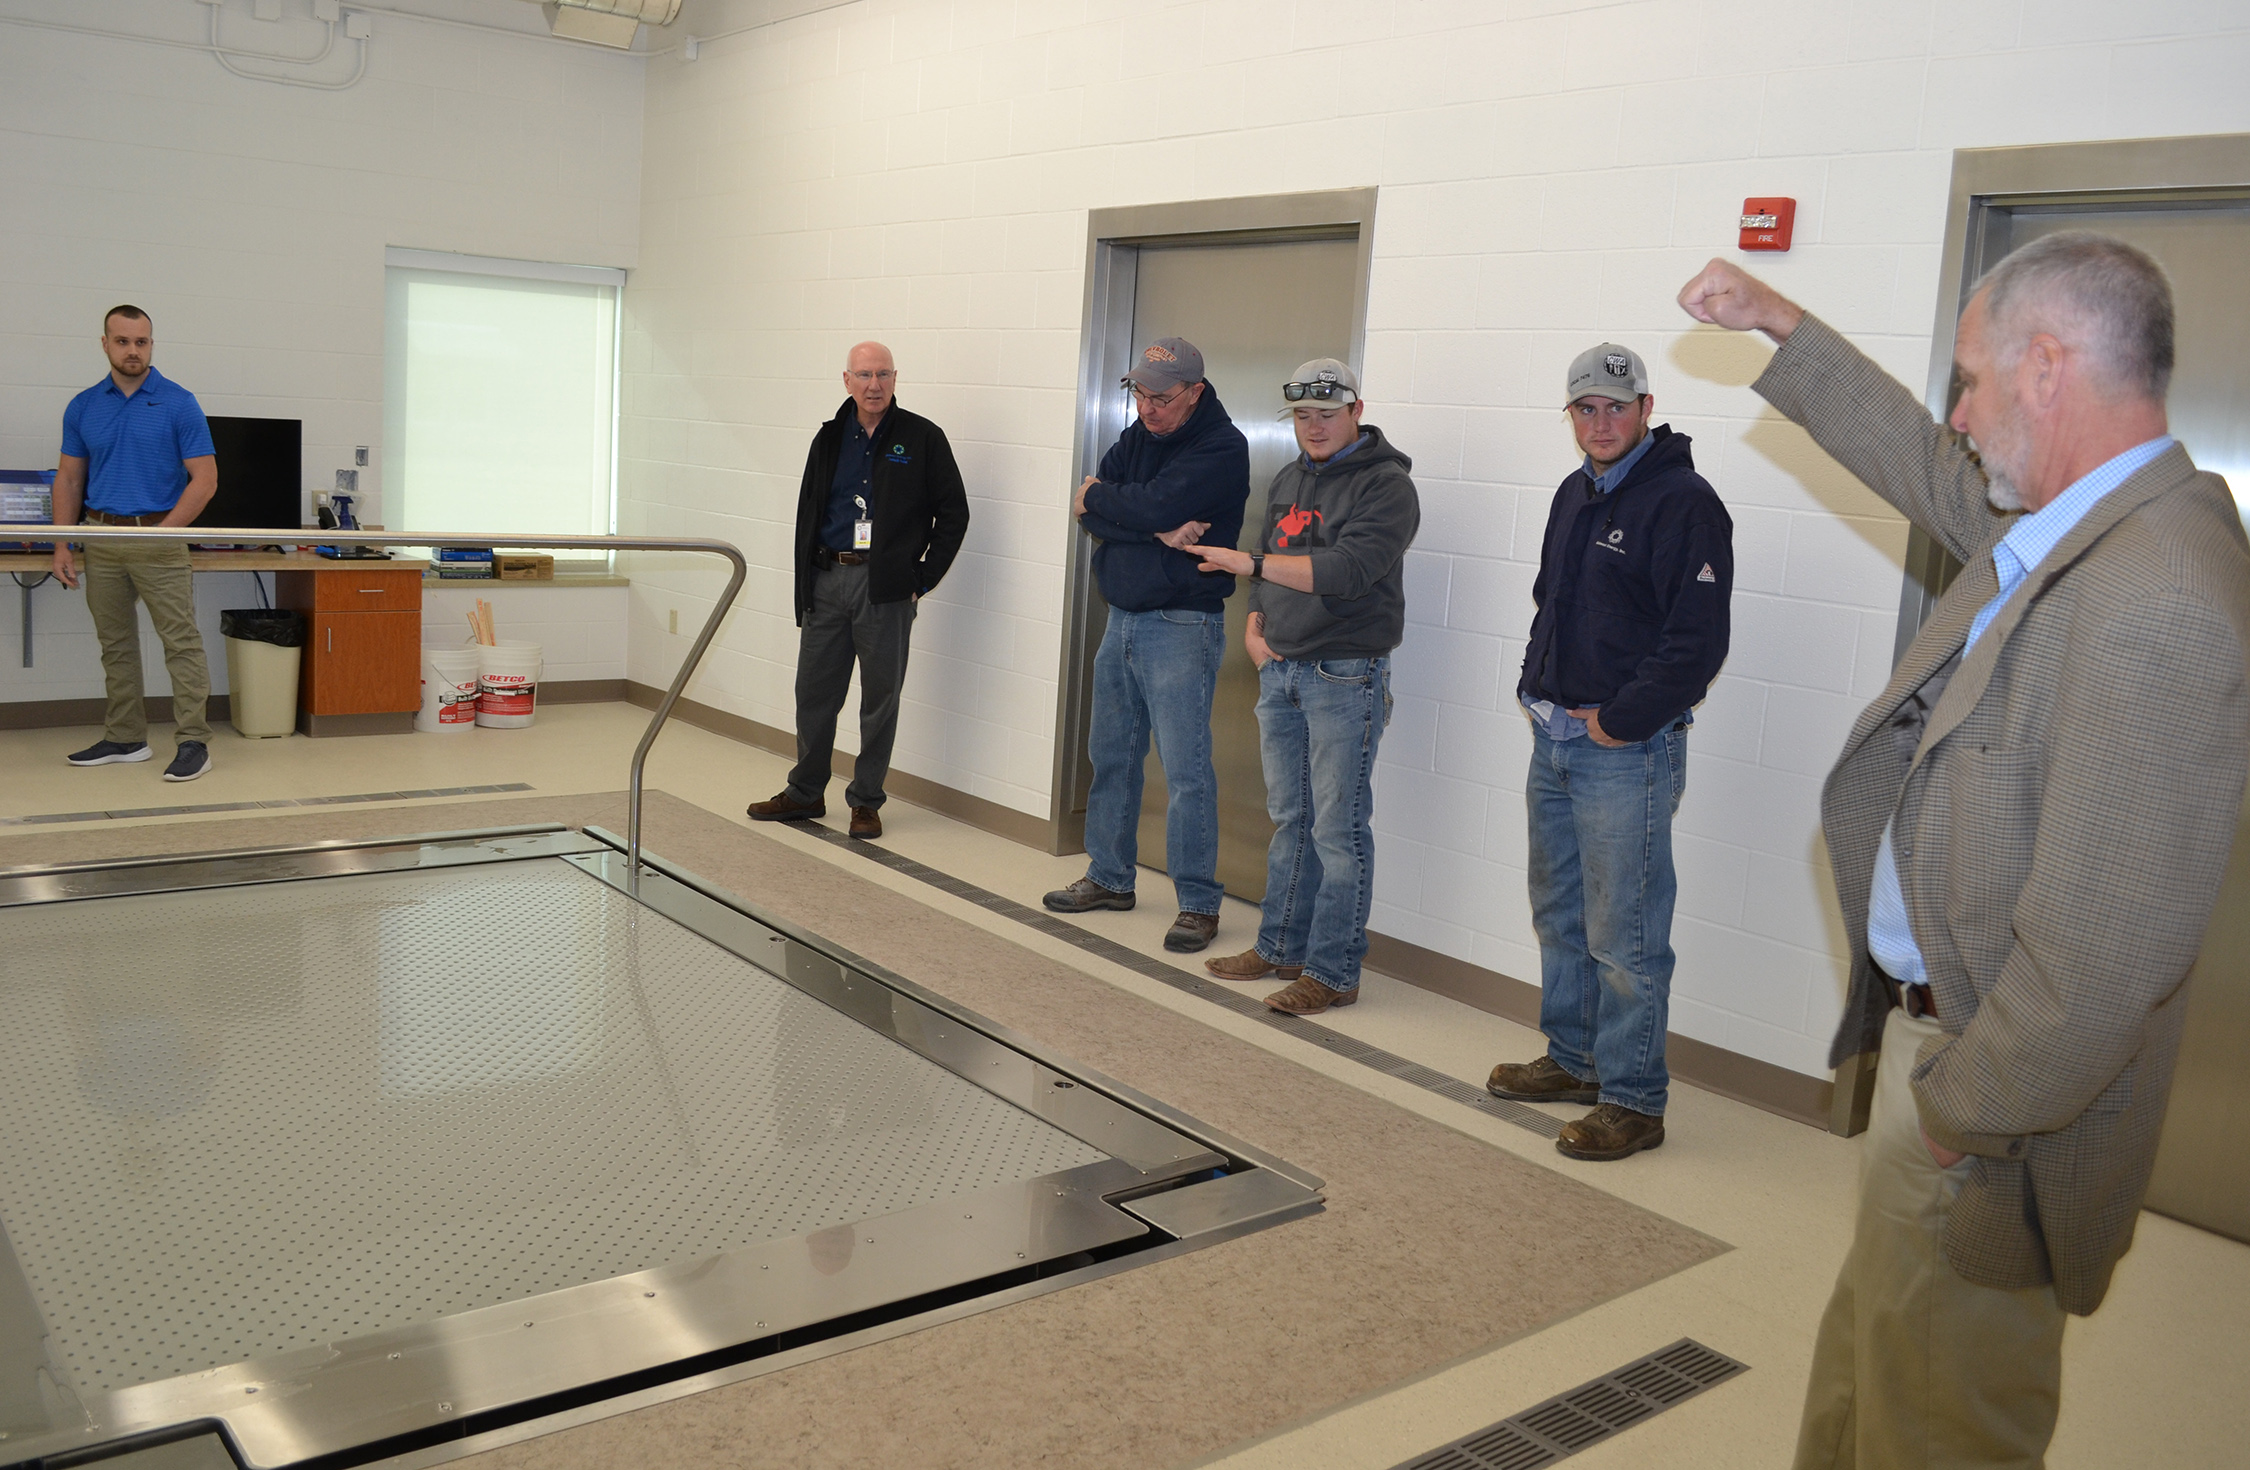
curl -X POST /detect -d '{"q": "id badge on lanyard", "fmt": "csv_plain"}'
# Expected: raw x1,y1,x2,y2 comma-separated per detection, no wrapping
852,494,872,551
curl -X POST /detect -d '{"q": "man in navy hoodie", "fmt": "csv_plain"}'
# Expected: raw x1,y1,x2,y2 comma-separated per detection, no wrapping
1487,344,1734,1161
1043,338,1249,954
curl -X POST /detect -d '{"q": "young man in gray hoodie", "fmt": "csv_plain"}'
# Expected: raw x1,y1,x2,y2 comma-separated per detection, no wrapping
1188,360,1420,1014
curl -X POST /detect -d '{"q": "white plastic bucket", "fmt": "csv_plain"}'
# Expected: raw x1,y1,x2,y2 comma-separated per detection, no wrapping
415,647,482,733
475,640,543,728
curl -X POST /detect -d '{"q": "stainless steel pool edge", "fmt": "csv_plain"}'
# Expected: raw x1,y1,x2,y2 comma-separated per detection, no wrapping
0,828,603,909
354,1194,1327,1470
67,1161,1155,1470
0,826,573,881
577,826,1330,1197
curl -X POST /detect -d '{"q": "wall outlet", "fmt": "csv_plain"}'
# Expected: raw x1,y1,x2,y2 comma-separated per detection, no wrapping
254,0,283,20
344,11,371,39
313,0,341,20
667,609,678,635
354,445,368,466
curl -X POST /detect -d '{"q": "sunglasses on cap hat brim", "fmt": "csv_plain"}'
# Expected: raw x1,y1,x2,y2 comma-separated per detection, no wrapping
1283,380,1357,404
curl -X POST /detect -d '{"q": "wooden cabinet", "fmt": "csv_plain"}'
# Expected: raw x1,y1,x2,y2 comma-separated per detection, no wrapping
275,567,424,735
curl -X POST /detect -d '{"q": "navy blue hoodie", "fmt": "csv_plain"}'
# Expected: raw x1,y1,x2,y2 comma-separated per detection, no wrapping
1518,425,1733,744
1080,384,1250,613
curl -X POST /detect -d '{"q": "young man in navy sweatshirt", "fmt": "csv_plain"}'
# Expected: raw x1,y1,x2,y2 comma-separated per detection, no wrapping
1043,338,1250,953
1488,344,1734,1161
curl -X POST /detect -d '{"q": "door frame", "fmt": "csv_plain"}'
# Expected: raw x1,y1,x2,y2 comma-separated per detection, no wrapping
1892,131,2250,662
1043,187,1380,855
1835,132,2250,1136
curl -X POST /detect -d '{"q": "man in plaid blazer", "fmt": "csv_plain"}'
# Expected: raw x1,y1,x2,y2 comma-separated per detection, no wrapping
1680,234,2250,1467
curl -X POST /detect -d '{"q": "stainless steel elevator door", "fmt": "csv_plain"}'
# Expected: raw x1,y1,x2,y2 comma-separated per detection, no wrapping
1977,201,2250,1241
1989,204,2249,502
1126,236,1359,900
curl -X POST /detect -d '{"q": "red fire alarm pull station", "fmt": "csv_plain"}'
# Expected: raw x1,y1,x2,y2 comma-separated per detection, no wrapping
1740,197,1796,252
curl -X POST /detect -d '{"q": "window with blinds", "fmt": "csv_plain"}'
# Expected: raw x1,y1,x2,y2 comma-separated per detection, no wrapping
381,248,622,539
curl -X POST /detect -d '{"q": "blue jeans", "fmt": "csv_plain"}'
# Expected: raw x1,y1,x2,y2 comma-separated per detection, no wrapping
1253,656,1391,993
1082,607,1226,914
1525,722,1687,1116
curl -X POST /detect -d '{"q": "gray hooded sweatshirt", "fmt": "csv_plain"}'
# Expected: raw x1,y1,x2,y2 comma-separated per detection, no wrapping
1248,425,1420,659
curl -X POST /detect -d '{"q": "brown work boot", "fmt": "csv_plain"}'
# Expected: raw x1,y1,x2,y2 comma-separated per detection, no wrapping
1204,948,1299,982
747,790,825,822
1486,1055,1600,1105
849,806,882,839
1556,1102,1665,1161
1042,877,1135,913
1164,911,1219,952
1264,974,1357,1015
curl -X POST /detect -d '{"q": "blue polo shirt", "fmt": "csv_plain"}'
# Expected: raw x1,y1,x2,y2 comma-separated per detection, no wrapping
60,367,215,516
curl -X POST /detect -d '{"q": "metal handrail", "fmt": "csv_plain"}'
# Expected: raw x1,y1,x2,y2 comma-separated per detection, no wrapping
50,525,749,880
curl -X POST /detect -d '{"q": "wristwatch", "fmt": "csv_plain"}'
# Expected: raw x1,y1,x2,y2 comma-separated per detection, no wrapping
1249,553,1265,581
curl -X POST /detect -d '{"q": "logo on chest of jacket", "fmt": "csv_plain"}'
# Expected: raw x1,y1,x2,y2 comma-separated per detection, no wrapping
1697,562,1716,583
1596,526,1626,554
1274,504,1324,546
885,443,910,464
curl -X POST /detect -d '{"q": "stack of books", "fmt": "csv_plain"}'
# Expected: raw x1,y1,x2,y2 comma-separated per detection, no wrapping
436,548,495,580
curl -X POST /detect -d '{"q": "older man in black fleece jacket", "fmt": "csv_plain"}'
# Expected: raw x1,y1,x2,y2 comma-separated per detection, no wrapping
1043,337,1249,955
1487,343,1734,1163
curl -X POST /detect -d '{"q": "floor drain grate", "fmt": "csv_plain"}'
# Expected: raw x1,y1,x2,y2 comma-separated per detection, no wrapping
1390,1338,1747,1469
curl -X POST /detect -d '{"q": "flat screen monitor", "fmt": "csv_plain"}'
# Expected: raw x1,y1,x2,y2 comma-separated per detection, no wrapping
0,472,53,526
196,416,302,535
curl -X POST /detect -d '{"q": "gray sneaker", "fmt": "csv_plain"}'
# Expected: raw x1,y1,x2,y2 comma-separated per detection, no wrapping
67,739,151,766
1042,877,1135,913
162,741,211,782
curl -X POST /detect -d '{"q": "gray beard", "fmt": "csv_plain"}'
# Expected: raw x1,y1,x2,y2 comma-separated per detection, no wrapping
1985,471,2024,512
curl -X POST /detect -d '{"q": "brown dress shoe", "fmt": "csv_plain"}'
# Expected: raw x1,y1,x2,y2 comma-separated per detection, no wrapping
747,790,825,822
849,806,882,839
1486,1055,1601,1105
1264,974,1357,1015
1204,948,1300,982
1556,1102,1665,1161
1163,911,1219,952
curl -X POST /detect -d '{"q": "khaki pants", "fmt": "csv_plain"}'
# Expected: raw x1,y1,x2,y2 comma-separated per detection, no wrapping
83,539,210,747
1794,1006,2066,1468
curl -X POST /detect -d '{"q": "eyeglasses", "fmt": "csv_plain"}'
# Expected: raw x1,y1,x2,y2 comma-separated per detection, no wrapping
847,370,896,383
1283,380,1355,403
1122,380,1189,407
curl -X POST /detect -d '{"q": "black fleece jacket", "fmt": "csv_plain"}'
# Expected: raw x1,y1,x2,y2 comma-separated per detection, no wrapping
793,398,971,623
1080,384,1250,613
1518,425,1734,744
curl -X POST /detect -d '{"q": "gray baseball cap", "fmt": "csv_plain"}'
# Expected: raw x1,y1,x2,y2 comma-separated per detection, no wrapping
1565,343,1649,405
1123,337,1205,392
1284,357,1360,407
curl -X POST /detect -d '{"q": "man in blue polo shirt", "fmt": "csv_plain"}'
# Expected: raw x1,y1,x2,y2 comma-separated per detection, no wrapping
53,305,219,781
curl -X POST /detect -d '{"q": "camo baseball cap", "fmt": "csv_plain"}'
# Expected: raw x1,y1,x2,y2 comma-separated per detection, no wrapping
1123,337,1205,392
1565,342,1649,405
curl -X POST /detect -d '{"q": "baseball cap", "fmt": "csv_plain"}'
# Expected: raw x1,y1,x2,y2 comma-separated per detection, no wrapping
1284,358,1360,407
1565,343,1649,405
1123,337,1205,392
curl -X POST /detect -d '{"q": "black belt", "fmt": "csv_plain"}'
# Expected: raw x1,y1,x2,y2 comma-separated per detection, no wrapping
816,549,869,567
1875,965,1939,1020
84,509,169,527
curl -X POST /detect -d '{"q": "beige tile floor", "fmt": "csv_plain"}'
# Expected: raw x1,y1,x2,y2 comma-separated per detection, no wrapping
3,704,2245,1469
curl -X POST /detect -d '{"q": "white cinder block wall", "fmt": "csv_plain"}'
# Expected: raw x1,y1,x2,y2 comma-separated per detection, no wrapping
0,0,645,703
623,0,2250,1080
